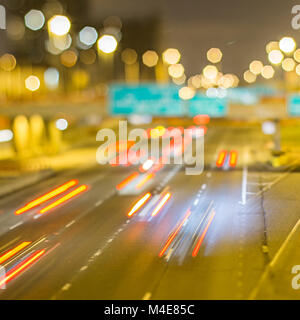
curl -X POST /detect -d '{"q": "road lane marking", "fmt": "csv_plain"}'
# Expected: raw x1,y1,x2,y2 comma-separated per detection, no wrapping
241,165,248,205
142,292,152,300
9,221,23,230
80,265,88,271
249,219,300,299
65,220,75,228
62,283,71,291
95,199,103,207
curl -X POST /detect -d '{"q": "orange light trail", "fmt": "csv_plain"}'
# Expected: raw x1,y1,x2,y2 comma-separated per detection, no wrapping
15,180,79,215
151,192,171,217
229,151,238,167
192,210,216,257
216,150,227,168
159,209,191,257
0,250,45,287
127,192,152,217
39,185,88,214
0,242,31,264
116,172,139,190
136,173,154,189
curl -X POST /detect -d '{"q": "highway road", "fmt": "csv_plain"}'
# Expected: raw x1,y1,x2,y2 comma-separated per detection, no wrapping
0,121,300,300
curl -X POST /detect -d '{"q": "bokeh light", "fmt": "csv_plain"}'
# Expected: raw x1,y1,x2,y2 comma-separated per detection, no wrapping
79,26,98,46
48,15,71,36
142,50,158,67
279,37,296,54
97,35,118,54
249,60,263,75
44,68,59,89
296,64,300,76
268,50,284,65
24,9,45,31
172,74,186,85
266,41,279,54
294,49,300,63
243,70,256,83
162,48,181,65
60,50,78,67
25,75,40,91
203,65,218,80
168,63,185,78
178,86,195,100
261,65,275,79
282,58,295,72
122,48,138,65
207,48,222,64
0,54,16,71
56,118,68,131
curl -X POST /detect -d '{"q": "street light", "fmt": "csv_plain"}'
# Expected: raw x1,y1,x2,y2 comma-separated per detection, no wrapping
48,15,71,36
97,35,118,54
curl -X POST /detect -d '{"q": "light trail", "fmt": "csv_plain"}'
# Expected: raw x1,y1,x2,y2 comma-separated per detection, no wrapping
151,192,171,217
229,151,238,167
136,173,154,189
0,250,45,287
192,210,216,257
139,159,154,172
159,209,192,257
0,242,31,264
39,185,88,214
216,150,227,168
15,179,79,215
127,192,152,217
116,172,139,190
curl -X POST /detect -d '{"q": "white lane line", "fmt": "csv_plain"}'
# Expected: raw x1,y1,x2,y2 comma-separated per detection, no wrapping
201,184,207,190
65,220,75,228
80,265,88,272
249,219,300,299
241,165,248,205
62,283,71,291
9,221,23,230
95,200,103,207
142,292,152,300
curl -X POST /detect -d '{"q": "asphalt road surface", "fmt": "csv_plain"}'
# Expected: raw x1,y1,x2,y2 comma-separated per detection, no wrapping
1,121,300,300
